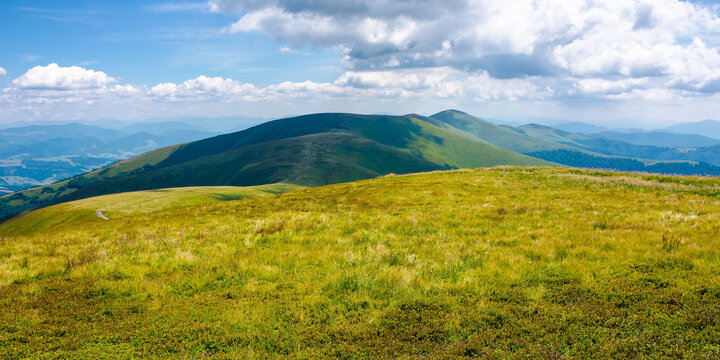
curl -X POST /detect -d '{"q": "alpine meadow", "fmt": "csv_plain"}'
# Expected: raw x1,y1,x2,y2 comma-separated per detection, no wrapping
2,168,720,358
2,0,720,359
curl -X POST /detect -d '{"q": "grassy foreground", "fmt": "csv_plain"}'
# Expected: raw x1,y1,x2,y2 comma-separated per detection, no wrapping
1,167,720,358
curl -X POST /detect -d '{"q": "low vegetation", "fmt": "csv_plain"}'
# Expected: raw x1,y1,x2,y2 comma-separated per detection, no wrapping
1,167,719,358
0,183,303,236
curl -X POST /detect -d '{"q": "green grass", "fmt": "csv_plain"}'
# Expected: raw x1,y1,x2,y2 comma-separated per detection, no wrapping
402,116,550,168
430,110,565,153
1,167,720,358
515,123,578,141
0,183,303,236
70,184,302,215
57,132,446,198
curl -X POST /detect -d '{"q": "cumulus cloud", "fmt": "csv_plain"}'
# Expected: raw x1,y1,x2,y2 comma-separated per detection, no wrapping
1,64,144,116
12,63,115,90
210,0,720,99
212,0,720,71
0,67,6,76
1,60,551,122
574,78,651,95
334,67,546,100
150,76,256,101
143,67,544,104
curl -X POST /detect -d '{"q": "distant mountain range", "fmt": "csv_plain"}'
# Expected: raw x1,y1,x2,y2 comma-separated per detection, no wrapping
587,131,720,147
662,119,720,139
490,117,720,141
541,119,720,141
3,110,720,220
429,111,720,175
552,121,613,134
0,123,218,194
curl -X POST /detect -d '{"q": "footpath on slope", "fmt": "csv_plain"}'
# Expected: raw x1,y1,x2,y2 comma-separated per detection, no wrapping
95,210,109,220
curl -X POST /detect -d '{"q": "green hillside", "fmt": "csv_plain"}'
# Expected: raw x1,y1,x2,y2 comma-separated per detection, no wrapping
0,183,303,236
429,109,564,153
516,123,591,147
1,167,719,358
119,112,548,173
0,113,551,220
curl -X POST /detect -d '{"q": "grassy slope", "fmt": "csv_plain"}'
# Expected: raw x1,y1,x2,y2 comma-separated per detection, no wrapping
86,143,183,181
516,123,592,148
50,132,448,201
63,127,549,202
1,167,719,358
429,110,565,153
400,117,550,167
146,112,550,172
0,183,302,236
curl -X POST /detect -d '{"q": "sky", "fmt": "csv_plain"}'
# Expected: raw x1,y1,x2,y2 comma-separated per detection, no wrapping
2,0,720,127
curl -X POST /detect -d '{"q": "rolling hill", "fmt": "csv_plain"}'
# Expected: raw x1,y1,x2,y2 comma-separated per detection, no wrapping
0,113,552,220
0,183,302,236
430,110,720,176
428,109,563,153
1,167,718,358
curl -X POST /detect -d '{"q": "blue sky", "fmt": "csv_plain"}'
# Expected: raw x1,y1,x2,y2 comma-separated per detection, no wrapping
2,0,720,127
0,1,340,86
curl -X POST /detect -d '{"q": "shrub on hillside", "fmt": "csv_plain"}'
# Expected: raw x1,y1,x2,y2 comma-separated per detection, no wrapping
67,176,94,189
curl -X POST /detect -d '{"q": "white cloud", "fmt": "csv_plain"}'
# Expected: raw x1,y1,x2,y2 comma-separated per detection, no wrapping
0,67,6,76
464,72,549,101
604,88,686,102
1,64,143,117
210,0,720,100
337,68,453,91
213,1,719,71
150,75,256,101
332,67,542,100
1,62,549,122
12,63,115,90
575,78,651,95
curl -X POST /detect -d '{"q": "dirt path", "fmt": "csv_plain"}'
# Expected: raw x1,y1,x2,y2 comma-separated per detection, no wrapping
95,210,109,220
